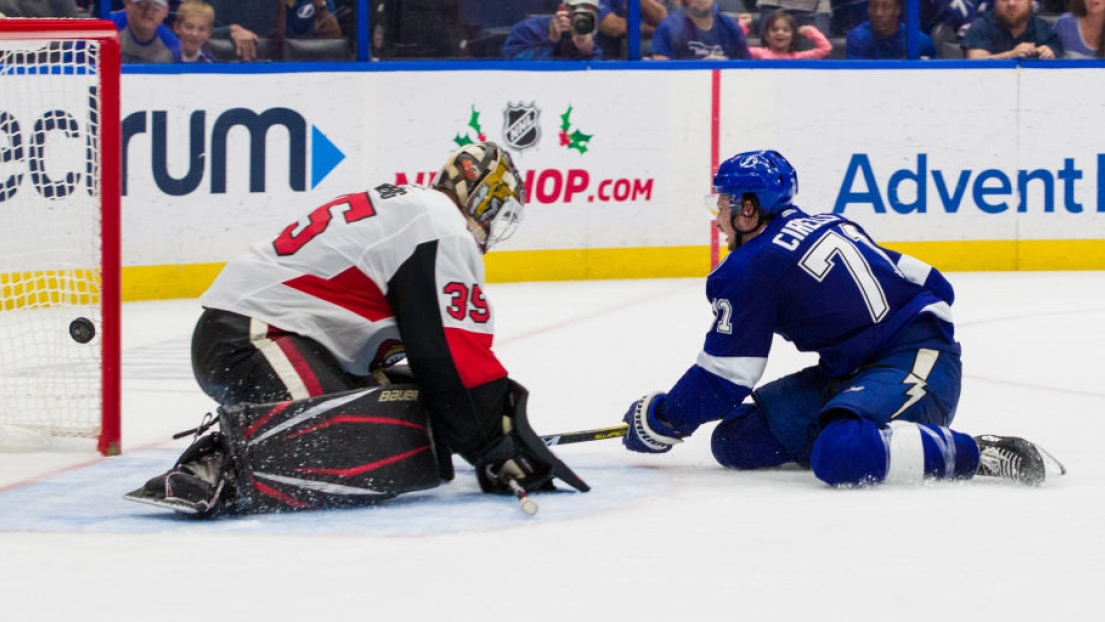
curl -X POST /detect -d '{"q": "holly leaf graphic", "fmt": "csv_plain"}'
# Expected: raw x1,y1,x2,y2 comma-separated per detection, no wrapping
567,129,592,154
453,133,474,147
467,106,482,134
560,107,574,131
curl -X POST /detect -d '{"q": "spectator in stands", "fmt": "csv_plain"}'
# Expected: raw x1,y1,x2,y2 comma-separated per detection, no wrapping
111,0,182,63
174,0,216,62
275,0,344,60
502,0,603,60
833,0,973,37
754,0,832,37
207,0,272,61
921,0,979,35
204,0,342,62
748,9,833,57
0,0,80,17
832,0,977,38
650,0,752,59
830,0,868,36
277,0,341,40
333,0,355,40
93,1,179,25
595,0,668,59
961,0,1061,58
1054,0,1105,58
830,0,976,38
846,0,937,58
737,11,755,31
372,0,463,59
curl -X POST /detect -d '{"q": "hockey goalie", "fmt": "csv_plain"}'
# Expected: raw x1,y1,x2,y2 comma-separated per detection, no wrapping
125,142,588,517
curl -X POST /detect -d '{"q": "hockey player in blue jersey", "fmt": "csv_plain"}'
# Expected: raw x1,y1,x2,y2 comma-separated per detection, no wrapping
622,149,1064,486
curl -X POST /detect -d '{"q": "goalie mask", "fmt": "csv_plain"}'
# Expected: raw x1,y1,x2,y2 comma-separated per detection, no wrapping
435,142,525,252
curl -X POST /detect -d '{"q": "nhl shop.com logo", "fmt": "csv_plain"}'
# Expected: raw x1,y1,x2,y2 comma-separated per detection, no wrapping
503,102,540,152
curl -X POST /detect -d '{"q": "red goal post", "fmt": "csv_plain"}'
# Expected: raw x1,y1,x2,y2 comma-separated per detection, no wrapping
0,19,121,455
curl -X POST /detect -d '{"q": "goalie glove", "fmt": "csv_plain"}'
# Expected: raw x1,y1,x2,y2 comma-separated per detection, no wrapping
475,434,557,494
472,380,590,495
623,392,685,454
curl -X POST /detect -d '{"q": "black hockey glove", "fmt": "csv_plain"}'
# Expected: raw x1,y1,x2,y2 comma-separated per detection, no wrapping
472,380,590,495
474,433,557,494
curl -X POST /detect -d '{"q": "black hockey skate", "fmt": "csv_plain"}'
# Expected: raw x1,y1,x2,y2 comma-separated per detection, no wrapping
124,433,232,517
974,435,1066,486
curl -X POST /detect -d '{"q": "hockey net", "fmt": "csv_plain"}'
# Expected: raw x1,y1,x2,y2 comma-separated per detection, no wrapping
0,20,121,455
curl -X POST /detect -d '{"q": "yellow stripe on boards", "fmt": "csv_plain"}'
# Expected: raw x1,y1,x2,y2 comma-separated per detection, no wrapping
114,240,1105,302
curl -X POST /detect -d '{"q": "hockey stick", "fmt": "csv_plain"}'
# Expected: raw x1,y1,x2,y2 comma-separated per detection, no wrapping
540,424,629,447
507,479,539,516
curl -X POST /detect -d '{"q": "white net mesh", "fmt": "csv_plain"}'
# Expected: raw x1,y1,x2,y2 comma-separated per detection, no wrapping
0,36,105,439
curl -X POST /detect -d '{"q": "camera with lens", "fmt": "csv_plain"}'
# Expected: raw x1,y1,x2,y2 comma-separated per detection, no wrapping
567,4,595,36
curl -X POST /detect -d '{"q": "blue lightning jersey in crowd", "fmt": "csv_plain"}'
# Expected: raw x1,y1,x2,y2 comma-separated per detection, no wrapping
662,207,959,435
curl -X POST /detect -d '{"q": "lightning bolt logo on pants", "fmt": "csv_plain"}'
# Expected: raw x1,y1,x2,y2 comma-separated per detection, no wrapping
890,348,939,419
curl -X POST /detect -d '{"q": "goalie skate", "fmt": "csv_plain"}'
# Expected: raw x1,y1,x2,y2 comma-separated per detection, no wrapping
123,433,232,517
974,435,1067,486
124,473,227,516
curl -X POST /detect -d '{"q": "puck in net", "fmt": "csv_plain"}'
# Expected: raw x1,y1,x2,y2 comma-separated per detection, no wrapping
69,317,96,344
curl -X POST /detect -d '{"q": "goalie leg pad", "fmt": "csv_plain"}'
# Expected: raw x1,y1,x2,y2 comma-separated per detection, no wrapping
217,385,444,514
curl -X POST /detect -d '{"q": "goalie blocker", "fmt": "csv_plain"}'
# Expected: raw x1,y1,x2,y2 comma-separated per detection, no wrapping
125,381,588,517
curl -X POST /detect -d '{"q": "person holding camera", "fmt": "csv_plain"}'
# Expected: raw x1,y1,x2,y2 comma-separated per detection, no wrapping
502,0,604,60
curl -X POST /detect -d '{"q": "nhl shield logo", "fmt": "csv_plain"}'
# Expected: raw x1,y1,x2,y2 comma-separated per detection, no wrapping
503,102,541,152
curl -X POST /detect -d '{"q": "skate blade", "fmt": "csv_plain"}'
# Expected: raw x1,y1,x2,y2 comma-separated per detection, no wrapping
123,489,202,515
1039,445,1067,478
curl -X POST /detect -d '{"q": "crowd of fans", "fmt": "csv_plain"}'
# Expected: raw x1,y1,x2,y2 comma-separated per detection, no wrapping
0,0,1100,61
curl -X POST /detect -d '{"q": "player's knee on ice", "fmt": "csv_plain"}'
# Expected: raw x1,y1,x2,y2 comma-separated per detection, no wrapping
710,405,791,469
810,417,980,487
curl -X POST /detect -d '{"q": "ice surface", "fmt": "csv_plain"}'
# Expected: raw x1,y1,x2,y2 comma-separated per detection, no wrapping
1,273,1103,621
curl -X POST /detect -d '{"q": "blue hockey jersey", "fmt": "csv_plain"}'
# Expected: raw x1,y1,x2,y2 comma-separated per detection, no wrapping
662,207,959,434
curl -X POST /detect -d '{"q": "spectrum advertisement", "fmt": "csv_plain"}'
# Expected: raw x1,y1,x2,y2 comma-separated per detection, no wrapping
105,65,1103,295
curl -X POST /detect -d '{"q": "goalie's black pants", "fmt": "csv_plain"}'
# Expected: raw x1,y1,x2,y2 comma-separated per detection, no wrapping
192,308,375,406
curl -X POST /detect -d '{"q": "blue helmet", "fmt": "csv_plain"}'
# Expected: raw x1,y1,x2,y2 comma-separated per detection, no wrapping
712,150,798,216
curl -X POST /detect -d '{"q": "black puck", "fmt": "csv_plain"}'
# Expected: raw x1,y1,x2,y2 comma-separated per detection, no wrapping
69,317,96,344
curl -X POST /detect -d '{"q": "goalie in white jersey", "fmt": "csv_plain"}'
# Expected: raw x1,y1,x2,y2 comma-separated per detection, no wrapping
126,142,588,517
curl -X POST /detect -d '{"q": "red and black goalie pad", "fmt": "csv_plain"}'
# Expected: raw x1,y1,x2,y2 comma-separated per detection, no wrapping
216,385,443,514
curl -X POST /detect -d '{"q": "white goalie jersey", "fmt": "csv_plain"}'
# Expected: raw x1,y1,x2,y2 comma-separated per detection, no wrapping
200,184,507,390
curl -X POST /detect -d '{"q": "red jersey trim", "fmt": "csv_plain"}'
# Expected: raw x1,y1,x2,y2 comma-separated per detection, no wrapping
443,327,507,388
284,266,394,322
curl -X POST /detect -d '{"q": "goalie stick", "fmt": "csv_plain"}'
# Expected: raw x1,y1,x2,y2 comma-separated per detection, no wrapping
508,479,539,516
540,424,629,447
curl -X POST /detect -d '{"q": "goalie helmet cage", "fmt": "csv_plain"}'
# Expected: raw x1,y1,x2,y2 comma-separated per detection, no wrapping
0,20,121,456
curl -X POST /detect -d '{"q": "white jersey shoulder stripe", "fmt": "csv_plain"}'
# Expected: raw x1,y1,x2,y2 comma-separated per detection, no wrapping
695,351,767,390
919,301,953,323
896,253,934,286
